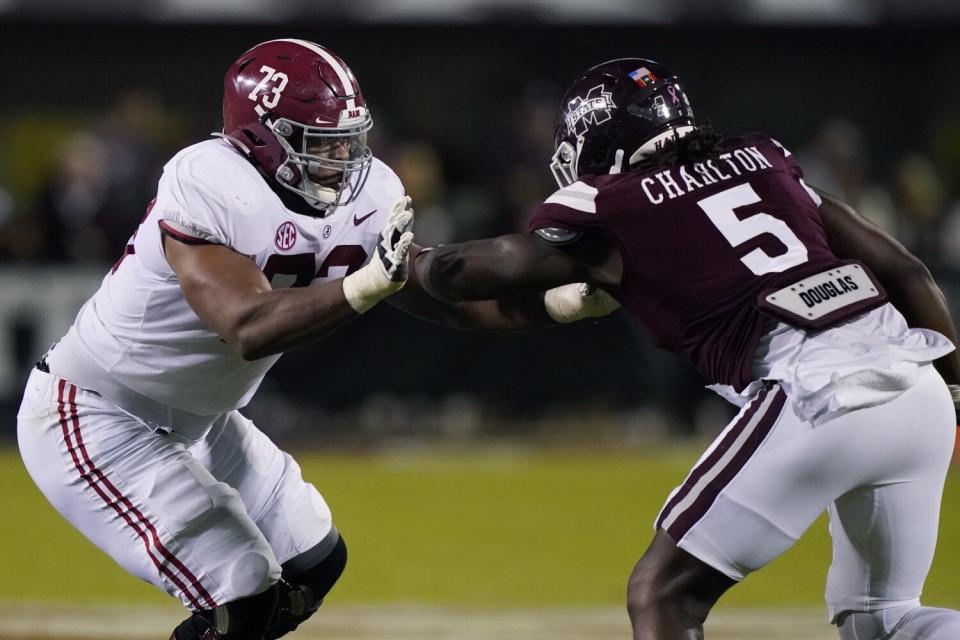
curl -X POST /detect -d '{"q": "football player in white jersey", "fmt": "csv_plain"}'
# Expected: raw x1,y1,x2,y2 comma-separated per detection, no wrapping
16,39,576,640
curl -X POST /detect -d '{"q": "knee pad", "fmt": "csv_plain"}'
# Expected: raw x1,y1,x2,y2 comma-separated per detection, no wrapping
264,532,347,639
286,532,347,600
227,549,282,599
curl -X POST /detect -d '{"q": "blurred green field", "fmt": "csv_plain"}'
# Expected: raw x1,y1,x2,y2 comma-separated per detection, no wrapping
1,445,957,611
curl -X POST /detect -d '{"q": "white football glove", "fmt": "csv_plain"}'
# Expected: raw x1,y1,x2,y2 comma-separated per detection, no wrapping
544,282,621,323
342,196,415,313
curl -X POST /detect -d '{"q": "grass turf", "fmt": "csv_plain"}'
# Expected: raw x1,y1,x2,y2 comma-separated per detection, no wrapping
1,446,957,609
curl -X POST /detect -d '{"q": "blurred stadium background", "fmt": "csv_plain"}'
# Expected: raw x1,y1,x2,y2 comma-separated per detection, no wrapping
0,1,958,638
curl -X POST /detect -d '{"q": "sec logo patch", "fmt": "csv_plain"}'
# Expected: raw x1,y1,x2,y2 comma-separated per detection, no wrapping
274,222,297,251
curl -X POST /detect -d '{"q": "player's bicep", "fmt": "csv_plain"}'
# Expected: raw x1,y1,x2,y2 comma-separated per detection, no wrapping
481,233,590,289
163,234,271,340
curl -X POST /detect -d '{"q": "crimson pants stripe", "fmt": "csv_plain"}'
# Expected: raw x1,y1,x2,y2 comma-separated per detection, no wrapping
54,382,203,609
57,380,217,609
64,384,218,609
656,384,787,541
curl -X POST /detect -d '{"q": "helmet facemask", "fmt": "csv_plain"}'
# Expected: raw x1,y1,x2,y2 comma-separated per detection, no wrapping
549,138,581,188
270,114,373,214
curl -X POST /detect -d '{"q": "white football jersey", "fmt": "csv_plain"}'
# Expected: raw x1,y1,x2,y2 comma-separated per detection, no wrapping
49,138,402,427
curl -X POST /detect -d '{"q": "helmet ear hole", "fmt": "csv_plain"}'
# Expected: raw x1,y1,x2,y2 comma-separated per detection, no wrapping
235,123,276,151
225,122,301,186
240,127,268,147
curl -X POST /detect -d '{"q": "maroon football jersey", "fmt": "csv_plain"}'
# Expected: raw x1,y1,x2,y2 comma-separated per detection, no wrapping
529,133,882,391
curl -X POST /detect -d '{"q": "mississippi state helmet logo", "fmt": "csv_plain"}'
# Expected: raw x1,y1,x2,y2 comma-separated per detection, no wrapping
275,222,297,251
564,84,616,136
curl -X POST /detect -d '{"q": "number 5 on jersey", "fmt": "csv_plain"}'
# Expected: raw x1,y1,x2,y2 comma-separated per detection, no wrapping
698,183,808,276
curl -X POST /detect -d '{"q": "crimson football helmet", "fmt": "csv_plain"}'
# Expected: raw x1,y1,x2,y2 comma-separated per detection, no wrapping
221,39,373,215
549,58,695,187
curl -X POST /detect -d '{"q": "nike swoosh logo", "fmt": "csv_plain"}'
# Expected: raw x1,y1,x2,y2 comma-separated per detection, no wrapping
354,209,377,226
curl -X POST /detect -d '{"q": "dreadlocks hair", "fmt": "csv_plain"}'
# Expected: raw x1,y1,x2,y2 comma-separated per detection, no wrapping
634,122,723,170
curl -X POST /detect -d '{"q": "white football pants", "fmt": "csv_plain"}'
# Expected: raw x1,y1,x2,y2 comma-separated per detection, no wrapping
656,364,956,624
17,367,334,610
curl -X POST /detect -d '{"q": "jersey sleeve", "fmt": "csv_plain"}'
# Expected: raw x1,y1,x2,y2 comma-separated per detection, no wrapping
767,136,822,207
154,148,234,247
527,180,604,235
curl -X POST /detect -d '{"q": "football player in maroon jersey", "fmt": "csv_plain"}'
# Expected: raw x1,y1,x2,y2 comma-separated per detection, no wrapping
415,59,960,639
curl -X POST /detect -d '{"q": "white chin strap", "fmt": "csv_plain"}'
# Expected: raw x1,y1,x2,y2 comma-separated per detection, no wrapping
628,125,696,166
608,149,625,175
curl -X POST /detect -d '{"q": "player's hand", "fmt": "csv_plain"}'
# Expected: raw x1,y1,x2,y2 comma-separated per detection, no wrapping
342,196,415,313
376,196,415,283
544,282,621,323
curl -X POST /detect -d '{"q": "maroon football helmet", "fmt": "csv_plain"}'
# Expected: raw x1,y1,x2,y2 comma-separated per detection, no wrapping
221,39,373,215
549,58,695,187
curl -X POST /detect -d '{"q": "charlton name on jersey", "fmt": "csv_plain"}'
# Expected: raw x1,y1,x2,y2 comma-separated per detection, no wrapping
640,145,774,205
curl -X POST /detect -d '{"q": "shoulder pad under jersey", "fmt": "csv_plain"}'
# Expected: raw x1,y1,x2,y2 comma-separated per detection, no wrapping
533,227,583,246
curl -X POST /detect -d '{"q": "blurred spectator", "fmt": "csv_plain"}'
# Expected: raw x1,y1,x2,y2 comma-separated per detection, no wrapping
890,153,946,264
0,185,17,260
385,138,501,245
27,131,111,263
938,200,960,272
2,88,174,265
485,79,560,234
389,141,456,246
796,118,897,235
93,89,170,242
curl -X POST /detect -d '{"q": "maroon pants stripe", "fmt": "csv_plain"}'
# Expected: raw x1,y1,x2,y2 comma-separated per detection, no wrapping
657,384,787,541
656,384,772,531
57,380,217,609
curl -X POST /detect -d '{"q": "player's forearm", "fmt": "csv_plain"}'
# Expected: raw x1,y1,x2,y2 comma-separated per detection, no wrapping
408,242,620,329
227,280,360,359
415,242,530,302
396,250,555,331
392,286,555,332
452,296,556,332
229,216,411,358
414,233,616,303
817,188,960,385
880,260,960,386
